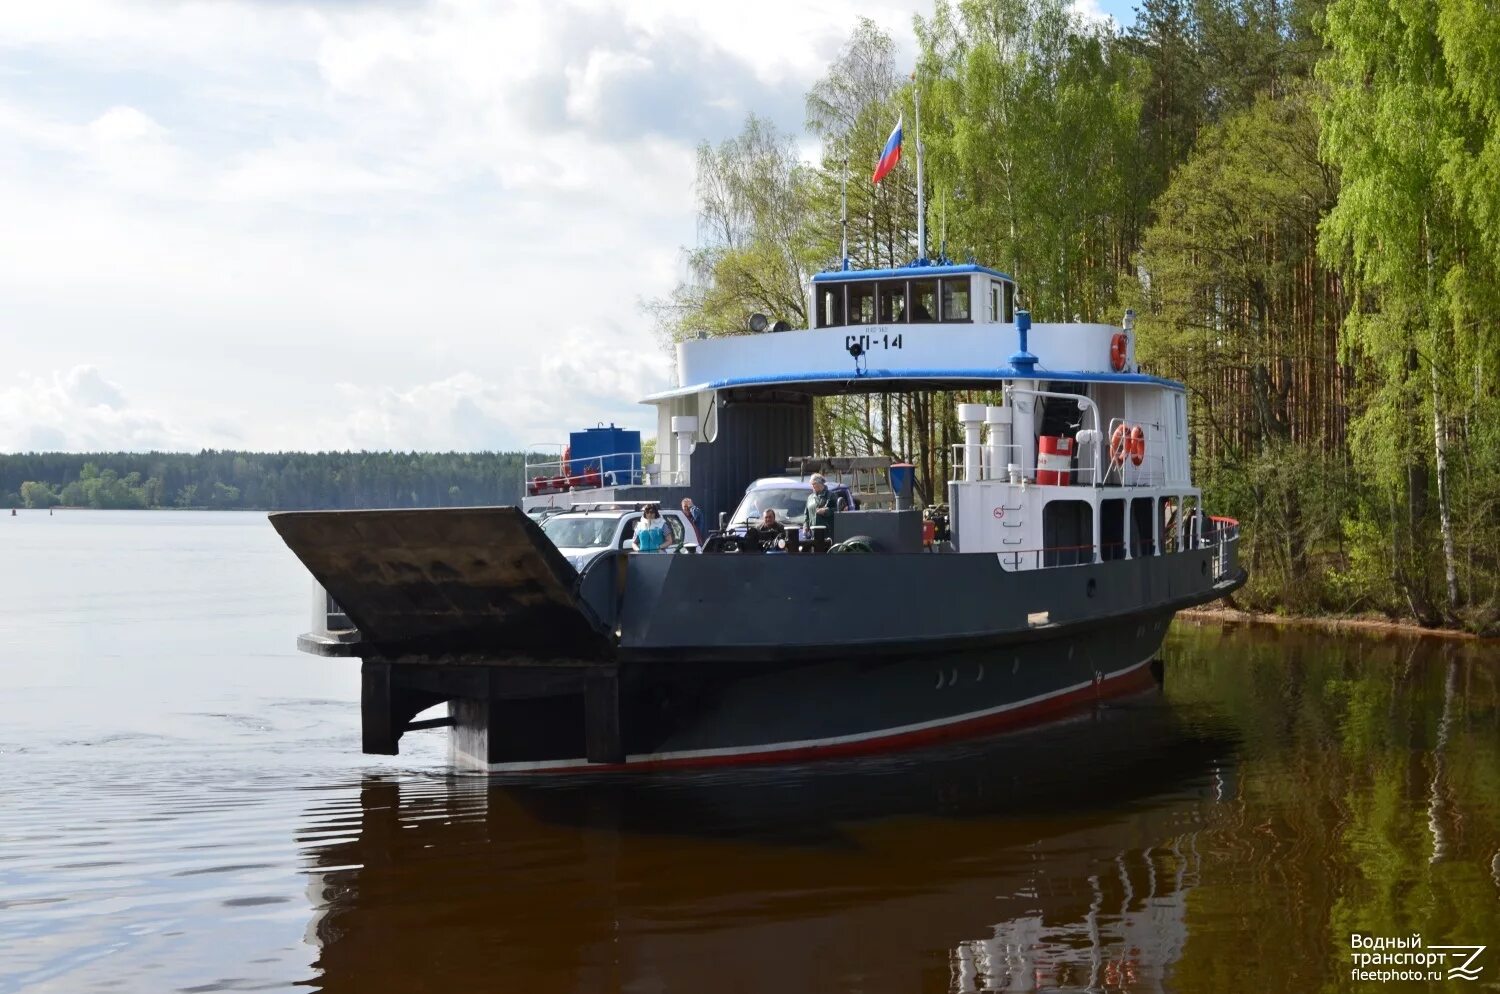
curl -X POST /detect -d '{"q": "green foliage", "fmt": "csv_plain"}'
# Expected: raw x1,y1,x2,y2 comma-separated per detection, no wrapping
0,452,529,511
647,116,821,344
19,480,60,508
918,0,1144,319
1318,0,1500,625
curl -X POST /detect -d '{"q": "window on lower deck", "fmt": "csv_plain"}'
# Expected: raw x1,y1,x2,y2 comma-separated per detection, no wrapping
1042,499,1094,567
1101,498,1126,560
1130,498,1155,557
1160,497,1180,553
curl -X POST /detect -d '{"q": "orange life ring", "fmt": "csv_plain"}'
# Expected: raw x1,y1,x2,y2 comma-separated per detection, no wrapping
1109,332,1128,372
1108,424,1130,466
1128,425,1145,466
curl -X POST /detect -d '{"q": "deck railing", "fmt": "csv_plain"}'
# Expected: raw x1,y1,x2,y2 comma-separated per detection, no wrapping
993,521,1241,577
948,442,1106,485
1206,516,1241,582
947,436,1172,487
524,448,651,496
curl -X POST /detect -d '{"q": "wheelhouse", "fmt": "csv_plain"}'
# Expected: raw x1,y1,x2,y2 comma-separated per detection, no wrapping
811,263,1017,329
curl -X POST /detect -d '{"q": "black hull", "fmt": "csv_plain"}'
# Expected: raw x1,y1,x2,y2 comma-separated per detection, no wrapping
270,507,1245,771
444,609,1175,771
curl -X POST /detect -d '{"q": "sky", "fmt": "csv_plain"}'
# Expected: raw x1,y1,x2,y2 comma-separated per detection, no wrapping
0,0,1134,454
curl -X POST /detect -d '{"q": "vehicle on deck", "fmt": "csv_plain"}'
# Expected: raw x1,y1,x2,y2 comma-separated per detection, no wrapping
721,477,858,534
525,505,565,525
540,504,698,571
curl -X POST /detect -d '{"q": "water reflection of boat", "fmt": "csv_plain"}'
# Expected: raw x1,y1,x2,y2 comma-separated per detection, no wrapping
300,696,1237,992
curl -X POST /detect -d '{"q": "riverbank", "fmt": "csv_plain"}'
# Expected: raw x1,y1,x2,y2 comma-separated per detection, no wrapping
1179,605,1495,641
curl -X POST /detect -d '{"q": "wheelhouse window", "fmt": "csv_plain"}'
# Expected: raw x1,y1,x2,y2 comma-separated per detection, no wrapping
940,278,971,322
989,279,1014,323
847,282,877,325
815,284,845,328
910,280,937,321
878,282,907,323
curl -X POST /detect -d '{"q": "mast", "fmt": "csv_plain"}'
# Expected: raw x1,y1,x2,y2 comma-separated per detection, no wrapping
840,154,850,271
914,74,926,264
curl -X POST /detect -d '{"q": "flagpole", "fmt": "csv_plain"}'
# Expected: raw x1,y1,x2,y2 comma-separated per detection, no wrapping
840,153,850,271
913,74,926,264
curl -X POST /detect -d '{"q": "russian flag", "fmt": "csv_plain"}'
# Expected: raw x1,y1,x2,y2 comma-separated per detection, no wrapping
871,114,903,184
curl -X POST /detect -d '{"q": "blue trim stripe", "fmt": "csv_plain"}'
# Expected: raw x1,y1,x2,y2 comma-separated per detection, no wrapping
641,368,1186,401
812,263,1013,283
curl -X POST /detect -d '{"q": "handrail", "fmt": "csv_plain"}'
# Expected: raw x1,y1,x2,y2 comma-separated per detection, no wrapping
524,449,649,495
992,526,1240,573
1004,385,1103,482
1101,418,1171,487
947,441,1102,484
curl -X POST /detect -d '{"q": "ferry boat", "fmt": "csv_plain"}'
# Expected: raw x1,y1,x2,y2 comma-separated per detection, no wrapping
270,256,1245,771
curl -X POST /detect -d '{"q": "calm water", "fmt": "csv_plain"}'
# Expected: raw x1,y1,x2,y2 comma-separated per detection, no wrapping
1,510,1496,993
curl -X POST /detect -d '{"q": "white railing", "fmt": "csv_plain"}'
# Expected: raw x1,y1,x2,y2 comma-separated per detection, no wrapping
947,441,1104,485
1205,516,1241,582
524,447,649,496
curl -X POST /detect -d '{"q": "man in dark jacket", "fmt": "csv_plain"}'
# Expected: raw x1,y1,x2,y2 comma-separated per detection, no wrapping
804,474,840,544
680,497,707,540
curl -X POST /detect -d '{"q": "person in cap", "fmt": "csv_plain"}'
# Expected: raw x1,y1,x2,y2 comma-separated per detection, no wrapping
804,474,840,545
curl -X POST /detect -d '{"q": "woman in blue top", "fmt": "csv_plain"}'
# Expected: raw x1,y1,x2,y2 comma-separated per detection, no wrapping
632,504,675,553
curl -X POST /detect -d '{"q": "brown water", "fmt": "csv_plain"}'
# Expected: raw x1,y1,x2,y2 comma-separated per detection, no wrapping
1,510,1497,993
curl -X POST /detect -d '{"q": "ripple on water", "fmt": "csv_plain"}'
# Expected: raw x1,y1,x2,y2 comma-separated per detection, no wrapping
2,520,1498,994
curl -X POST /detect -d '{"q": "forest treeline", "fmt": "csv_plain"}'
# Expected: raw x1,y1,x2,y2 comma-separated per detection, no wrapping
648,0,1500,631
2,452,527,512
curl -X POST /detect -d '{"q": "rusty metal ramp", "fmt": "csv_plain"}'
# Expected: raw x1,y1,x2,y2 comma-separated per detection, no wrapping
270,507,611,658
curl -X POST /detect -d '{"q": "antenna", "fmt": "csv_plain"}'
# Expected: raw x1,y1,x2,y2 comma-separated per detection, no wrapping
913,72,926,265
939,190,947,261
840,153,850,271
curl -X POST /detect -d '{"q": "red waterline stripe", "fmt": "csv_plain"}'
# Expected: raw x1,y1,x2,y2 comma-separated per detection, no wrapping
493,658,1159,774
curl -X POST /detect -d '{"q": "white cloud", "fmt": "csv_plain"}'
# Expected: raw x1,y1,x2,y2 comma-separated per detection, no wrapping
310,328,672,451
1069,0,1119,28
0,367,193,452
0,0,922,454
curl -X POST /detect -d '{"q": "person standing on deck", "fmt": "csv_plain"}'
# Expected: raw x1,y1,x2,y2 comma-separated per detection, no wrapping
804,474,841,544
632,504,675,553
680,498,706,541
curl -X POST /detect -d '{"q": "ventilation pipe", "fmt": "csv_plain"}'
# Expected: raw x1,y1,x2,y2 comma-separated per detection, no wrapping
985,405,1012,482
670,415,698,486
956,404,987,483
1008,387,1037,479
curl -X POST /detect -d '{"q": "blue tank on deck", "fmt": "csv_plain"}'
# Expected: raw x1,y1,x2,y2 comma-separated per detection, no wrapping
569,425,642,485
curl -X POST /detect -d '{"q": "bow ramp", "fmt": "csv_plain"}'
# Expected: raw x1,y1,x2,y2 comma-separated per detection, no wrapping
269,507,611,659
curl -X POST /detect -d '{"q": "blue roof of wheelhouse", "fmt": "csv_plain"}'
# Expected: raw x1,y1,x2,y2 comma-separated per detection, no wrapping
811,263,1014,284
